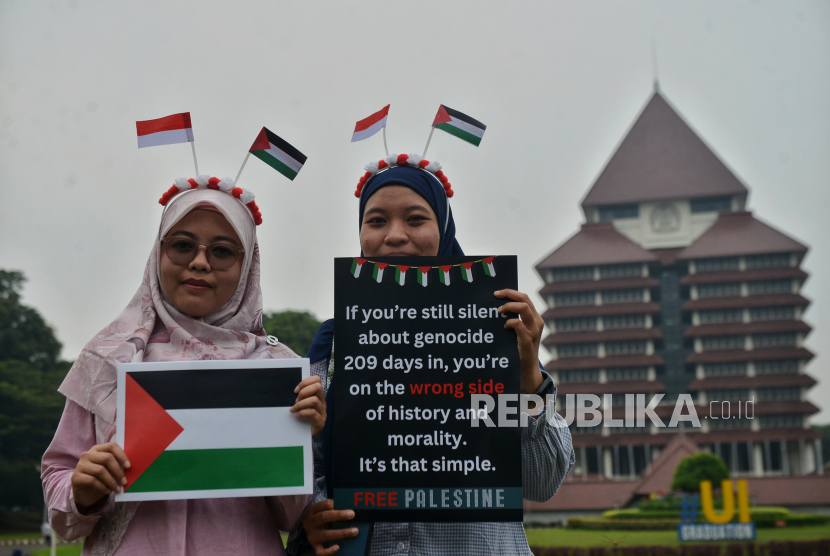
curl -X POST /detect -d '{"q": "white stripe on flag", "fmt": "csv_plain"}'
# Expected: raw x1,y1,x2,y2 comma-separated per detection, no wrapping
351,117,387,142
137,128,194,148
165,407,307,451
448,116,485,138
266,143,304,172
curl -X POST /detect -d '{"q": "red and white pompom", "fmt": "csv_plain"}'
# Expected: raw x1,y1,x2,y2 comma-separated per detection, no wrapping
158,176,263,225
354,153,453,198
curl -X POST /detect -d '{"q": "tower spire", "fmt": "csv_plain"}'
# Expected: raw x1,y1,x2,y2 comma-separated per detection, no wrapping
652,38,660,91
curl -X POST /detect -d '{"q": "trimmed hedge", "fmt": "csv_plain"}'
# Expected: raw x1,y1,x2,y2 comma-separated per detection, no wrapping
592,507,829,529
530,539,830,556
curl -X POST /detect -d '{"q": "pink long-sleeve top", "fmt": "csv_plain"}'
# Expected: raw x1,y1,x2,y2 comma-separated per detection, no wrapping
42,399,311,555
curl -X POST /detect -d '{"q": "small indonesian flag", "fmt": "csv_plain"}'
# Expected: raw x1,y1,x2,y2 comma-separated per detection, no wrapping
351,105,390,143
481,256,496,277
432,105,486,147
116,360,311,501
439,265,452,286
136,112,194,149
417,266,431,287
460,262,474,282
351,258,367,278
249,127,307,181
395,265,409,286
373,262,388,283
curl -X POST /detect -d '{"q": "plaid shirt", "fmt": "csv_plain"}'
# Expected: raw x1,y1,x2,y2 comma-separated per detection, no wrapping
288,358,574,556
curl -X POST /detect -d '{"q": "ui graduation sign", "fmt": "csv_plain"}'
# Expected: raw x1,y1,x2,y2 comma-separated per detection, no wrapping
115,359,313,502
331,256,523,522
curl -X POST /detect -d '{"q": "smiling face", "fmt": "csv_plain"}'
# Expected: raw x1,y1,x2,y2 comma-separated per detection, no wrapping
158,209,244,317
359,185,441,257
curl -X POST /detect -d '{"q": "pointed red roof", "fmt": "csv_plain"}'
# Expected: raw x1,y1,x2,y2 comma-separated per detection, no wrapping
536,223,658,269
677,211,808,259
581,92,748,207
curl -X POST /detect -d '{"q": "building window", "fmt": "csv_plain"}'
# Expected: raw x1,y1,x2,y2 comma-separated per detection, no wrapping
599,263,643,279
606,367,649,381
690,197,732,214
605,340,647,355
703,362,748,376
702,335,745,350
557,343,598,358
598,204,639,221
749,306,795,321
705,389,750,401
698,282,742,297
757,387,800,401
553,291,596,306
558,369,600,383
601,289,644,304
747,280,792,295
553,317,597,332
603,314,645,329
698,309,743,324
752,333,796,348
759,414,803,428
695,257,740,272
551,266,594,282
709,417,752,430
755,359,799,374
745,253,791,269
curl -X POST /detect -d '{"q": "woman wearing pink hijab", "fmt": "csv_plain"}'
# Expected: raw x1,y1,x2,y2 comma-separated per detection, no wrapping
42,177,325,555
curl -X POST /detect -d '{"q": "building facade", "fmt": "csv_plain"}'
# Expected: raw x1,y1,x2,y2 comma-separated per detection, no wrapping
536,90,823,488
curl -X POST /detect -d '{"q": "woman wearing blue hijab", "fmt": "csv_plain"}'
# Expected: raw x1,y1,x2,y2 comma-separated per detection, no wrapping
289,156,574,556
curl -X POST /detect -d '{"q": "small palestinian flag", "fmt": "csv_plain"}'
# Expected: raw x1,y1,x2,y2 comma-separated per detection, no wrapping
417,266,431,287
373,262,388,283
351,258,367,278
116,360,312,501
439,265,453,286
395,265,409,286
351,105,390,142
136,112,194,148
481,256,496,277
249,127,307,181
432,105,486,147
460,262,475,282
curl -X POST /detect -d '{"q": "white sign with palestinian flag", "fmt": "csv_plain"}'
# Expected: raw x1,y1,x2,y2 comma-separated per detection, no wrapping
115,359,312,502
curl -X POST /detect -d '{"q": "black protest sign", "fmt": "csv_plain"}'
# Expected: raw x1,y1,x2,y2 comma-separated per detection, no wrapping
331,256,522,522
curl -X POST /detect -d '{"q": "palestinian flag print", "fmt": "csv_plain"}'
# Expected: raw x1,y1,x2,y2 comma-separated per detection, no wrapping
351,258,366,278
395,265,409,286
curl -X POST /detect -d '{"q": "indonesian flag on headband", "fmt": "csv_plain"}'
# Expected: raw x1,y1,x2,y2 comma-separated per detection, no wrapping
417,266,431,287
439,265,453,286
460,262,475,282
432,105,486,147
351,105,390,142
351,258,367,278
395,265,409,286
136,112,194,149
249,127,307,181
373,263,388,283
481,256,496,277
115,360,312,501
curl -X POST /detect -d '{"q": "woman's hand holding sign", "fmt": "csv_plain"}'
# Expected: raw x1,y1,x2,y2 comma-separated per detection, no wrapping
71,442,130,512
494,289,545,393
302,499,359,556
291,375,327,436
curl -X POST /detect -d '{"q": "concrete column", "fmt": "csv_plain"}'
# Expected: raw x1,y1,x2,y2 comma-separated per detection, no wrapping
753,443,764,477
781,440,790,476
746,442,755,474
604,447,613,479
804,441,816,475
816,439,824,476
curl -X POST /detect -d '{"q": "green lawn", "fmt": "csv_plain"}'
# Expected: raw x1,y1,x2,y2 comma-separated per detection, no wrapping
0,532,40,541
31,546,82,556
525,524,830,548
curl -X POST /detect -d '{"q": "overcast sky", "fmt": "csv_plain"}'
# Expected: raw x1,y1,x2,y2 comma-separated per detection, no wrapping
1,1,828,420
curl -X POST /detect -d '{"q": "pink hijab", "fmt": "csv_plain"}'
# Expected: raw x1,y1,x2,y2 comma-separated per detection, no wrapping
59,188,293,428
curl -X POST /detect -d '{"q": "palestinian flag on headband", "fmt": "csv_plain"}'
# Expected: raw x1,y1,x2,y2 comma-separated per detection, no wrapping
439,265,452,286
351,258,366,278
136,112,194,148
395,265,409,286
373,262,388,283
249,127,307,181
460,262,475,282
417,266,430,287
481,256,496,277
115,360,312,501
432,105,486,147
351,105,390,142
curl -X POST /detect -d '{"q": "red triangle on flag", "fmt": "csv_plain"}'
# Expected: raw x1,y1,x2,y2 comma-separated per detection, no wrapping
461,262,474,270
376,263,389,270
432,105,452,126
439,265,453,272
396,265,410,273
355,257,368,265
123,373,184,490
418,266,432,274
249,127,271,152
482,256,495,264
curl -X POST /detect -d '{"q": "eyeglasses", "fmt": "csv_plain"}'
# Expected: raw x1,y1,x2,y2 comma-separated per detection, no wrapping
161,237,244,270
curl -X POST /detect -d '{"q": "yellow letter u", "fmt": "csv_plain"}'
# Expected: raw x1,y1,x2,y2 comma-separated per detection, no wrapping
700,480,735,524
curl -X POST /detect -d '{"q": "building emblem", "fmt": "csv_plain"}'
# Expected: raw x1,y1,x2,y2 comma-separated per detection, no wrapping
650,202,681,233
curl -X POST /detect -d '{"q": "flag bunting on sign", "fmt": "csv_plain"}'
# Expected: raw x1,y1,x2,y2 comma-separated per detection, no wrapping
348,257,497,287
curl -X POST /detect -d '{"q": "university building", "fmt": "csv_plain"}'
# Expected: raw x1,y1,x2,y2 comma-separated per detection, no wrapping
526,90,827,518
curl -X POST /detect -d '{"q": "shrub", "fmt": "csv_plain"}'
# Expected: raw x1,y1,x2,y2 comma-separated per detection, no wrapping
671,453,730,493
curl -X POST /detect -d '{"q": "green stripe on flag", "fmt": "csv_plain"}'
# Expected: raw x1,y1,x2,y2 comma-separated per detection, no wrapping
127,446,304,493
251,151,299,180
434,123,482,146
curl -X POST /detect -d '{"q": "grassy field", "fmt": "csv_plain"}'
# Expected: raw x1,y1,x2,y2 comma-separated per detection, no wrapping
31,546,82,556
525,524,830,547
0,532,39,541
